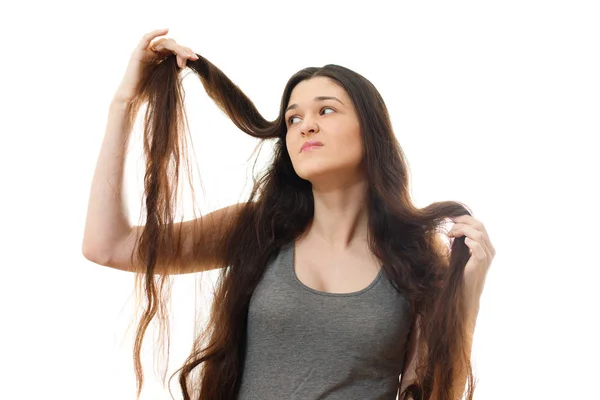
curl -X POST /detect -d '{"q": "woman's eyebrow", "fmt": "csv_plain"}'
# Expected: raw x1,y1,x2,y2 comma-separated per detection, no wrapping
285,96,344,114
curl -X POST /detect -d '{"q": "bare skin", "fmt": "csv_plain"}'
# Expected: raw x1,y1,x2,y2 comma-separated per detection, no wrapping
284,76,379,293
285,76,369,251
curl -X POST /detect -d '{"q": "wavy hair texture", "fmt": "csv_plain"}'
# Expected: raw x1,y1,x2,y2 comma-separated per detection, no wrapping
125,52,477,400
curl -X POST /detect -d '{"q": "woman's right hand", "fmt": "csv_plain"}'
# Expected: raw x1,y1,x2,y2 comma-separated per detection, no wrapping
114,28,199,104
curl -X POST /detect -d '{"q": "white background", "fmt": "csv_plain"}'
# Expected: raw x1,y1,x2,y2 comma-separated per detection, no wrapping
1,1,598,399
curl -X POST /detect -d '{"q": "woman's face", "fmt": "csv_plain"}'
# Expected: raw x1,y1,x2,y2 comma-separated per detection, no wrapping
285,76,364,187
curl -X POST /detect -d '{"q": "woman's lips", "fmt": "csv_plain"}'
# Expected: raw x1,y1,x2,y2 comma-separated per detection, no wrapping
300,141,324,153
301,145,323,152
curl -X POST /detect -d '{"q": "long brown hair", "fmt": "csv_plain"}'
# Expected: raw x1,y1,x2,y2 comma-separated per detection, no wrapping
126,53,476,400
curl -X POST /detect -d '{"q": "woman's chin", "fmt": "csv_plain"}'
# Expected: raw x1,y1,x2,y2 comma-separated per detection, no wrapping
295,167,328,181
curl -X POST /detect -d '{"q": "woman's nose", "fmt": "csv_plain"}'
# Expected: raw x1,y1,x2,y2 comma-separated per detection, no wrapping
300,116,319,135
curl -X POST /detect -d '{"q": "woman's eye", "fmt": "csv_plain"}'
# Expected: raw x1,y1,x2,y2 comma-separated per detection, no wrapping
288,107,335,125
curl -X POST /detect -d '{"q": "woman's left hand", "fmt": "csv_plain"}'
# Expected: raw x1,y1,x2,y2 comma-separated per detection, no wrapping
447,215,496,308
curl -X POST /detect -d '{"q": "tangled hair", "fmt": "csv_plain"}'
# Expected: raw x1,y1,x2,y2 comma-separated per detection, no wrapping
125,52,476,400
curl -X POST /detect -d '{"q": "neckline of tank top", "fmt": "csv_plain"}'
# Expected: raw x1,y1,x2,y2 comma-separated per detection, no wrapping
285,240,385,298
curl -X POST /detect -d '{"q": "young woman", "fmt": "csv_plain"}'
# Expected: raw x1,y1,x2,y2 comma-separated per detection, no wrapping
83,28,495,400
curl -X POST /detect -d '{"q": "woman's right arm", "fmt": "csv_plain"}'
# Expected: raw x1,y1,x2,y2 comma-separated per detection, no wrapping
81,99,135,268
81,99,246,274
82,29,240,275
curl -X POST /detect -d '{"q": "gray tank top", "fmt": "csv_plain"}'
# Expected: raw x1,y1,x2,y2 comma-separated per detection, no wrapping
237,240,414,400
